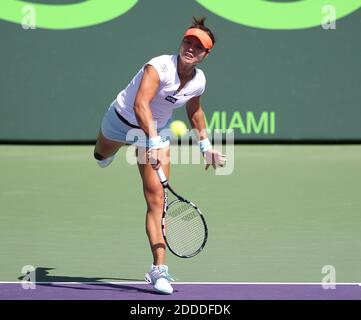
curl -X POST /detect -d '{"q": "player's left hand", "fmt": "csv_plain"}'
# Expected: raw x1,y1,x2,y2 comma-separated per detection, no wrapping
203,149,226,170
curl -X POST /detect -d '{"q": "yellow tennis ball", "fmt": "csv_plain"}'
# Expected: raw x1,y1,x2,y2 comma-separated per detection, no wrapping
170,120,187,137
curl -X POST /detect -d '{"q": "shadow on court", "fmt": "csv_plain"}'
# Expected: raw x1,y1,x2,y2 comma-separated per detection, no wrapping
17,267,169,295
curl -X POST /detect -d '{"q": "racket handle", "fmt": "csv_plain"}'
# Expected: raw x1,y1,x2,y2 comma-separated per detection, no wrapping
156,167,168,184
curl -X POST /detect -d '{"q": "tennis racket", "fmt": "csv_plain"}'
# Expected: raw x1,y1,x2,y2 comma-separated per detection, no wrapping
156,166,208,258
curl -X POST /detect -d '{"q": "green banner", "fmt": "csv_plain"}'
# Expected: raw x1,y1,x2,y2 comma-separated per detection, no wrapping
0,0,360,141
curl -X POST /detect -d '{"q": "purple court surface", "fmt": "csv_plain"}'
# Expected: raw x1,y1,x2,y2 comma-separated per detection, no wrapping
0,282,360,300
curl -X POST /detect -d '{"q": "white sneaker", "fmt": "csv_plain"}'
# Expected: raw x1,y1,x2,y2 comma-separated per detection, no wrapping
145,265,174,294
97,155,115,168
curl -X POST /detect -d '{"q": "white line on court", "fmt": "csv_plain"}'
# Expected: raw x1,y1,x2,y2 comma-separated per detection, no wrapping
0,281,360,286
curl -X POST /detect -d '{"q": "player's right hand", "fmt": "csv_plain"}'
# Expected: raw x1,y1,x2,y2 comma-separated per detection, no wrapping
147,148,162,170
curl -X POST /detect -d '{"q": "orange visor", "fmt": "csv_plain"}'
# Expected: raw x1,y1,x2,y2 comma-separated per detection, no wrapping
183,28,213,50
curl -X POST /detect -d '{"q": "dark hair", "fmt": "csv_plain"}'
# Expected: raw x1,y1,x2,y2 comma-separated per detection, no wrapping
189,16,216,47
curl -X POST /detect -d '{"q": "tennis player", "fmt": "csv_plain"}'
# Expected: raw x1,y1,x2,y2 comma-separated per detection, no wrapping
94,17,226,294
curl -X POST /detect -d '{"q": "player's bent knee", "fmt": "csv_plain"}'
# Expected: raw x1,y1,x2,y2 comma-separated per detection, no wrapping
94,151,105,161
145,192,164,212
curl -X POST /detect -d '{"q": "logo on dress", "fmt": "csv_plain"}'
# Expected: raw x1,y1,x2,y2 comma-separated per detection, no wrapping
160,64,168,72
165,95,178,104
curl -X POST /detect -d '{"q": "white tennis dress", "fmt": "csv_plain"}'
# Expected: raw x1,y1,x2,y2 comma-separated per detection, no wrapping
115,54,206,128
100,54,206,146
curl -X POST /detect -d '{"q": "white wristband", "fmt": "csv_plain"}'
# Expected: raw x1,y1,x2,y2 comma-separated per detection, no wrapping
149,135,169,150
199,138,212,153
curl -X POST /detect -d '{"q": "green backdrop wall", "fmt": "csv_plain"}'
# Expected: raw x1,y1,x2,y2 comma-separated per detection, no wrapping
1,0,360,142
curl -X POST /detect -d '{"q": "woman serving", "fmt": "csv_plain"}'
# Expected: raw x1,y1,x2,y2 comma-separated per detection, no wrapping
94,16,226,294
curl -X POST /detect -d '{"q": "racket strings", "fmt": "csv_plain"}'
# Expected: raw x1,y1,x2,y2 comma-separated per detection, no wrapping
167,223,205,255
165,201,206,257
